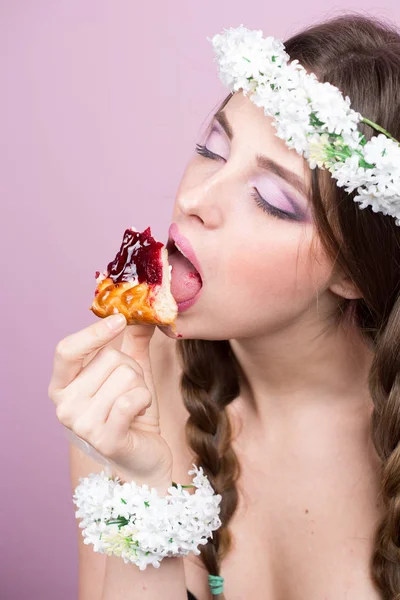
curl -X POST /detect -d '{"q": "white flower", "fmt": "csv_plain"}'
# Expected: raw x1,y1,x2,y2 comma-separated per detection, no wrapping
73,471,116,523
363,134,400,170
210,25,400,225
304,78,362,137
330,154,371,192
73,464,222,570
211,26,288,85
303,133,331,168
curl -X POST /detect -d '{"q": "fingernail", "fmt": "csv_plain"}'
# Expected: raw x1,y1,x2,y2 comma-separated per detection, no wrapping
106,313,126,330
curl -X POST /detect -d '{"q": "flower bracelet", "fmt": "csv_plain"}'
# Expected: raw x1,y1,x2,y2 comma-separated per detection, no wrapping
72,463,222,570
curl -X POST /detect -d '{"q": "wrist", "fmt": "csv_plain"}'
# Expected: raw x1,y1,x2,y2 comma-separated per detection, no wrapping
110,469,172,497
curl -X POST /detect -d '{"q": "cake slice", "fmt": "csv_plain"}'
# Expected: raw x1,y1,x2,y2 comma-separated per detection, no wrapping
90,226,178,329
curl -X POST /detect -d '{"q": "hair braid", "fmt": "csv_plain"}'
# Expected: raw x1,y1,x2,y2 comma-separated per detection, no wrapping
176,338,242,599
369,294,400,599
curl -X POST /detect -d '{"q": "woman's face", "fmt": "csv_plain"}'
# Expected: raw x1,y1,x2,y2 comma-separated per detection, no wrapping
165,91,337,340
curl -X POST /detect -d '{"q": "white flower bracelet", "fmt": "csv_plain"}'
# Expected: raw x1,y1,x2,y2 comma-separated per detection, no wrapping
72,464,222,570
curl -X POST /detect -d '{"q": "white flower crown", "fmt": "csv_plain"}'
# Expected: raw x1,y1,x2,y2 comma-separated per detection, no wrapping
209,25,400,226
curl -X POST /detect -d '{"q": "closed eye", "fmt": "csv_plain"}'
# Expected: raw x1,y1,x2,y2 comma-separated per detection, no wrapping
194,143,300,221
195,143,224,162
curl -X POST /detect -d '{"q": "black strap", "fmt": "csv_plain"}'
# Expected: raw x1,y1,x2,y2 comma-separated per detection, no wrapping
187,591,198,600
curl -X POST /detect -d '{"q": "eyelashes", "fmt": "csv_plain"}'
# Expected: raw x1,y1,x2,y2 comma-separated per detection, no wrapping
195,143,221,161
194,143,297,221
249,189,294,220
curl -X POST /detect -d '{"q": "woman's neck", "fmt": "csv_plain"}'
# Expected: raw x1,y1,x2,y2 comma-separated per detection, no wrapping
229,314,374,437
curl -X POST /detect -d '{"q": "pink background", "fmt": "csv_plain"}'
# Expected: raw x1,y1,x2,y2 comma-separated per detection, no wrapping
2,2,398,598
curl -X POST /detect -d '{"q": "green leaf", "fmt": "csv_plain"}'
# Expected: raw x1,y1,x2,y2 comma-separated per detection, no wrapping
309,113,325,128
358,159,375,169
144,501,150,508
105,516,129,528
172,482,194,489
358,133,367,146
121,498,127,504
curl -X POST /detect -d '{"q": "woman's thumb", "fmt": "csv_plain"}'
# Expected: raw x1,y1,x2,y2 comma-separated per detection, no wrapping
121,322,157,357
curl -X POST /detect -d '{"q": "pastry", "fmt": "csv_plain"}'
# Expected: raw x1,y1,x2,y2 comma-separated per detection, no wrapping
90,226,178,329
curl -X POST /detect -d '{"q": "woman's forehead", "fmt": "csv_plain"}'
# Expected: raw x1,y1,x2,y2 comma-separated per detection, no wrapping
220,92,313,193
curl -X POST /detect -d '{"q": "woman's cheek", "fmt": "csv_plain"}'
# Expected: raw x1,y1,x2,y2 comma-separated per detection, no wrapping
227,240,289,285
225,242,318,310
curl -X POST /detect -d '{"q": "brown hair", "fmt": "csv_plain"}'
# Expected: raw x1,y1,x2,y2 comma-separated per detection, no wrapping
176,13,400,599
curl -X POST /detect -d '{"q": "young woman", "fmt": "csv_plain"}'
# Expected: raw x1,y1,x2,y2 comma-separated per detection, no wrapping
48,13,400,600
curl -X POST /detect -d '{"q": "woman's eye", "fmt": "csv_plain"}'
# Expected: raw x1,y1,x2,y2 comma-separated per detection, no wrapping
195,143,299,222
251,189,299,221
195,143,225,162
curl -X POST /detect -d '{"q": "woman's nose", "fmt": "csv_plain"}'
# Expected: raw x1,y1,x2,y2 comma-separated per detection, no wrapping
175,169,235,228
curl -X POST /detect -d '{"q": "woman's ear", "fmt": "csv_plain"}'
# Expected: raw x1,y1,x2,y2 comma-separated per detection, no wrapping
328,271,363,300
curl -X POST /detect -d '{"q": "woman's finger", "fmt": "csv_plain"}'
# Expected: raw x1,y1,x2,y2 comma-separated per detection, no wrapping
48,314,127,394
119,323,160,422
100,387,152,453
78,364,145,426
65,345,143,400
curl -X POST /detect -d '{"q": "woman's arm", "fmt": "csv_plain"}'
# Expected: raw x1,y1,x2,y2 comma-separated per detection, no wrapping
70,444,189,600
99,473,189,599
69,443,107,600
101,553,188,600
68,328,190,600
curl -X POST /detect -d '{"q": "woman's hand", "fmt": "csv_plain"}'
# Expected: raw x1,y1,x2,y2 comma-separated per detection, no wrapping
48,314,174,492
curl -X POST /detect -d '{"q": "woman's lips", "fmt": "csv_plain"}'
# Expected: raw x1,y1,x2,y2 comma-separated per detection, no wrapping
167,223,204,281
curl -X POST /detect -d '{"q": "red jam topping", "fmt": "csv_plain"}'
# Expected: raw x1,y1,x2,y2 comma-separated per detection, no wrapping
104,227,164,286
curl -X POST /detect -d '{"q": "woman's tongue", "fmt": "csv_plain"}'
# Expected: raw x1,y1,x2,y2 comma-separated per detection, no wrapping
168,250,202,303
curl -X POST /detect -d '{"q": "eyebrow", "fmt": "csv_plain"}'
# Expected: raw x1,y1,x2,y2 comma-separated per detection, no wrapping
213,110,310,199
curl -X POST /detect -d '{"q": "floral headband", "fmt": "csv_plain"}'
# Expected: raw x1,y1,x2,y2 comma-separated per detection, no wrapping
209,25,400,226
